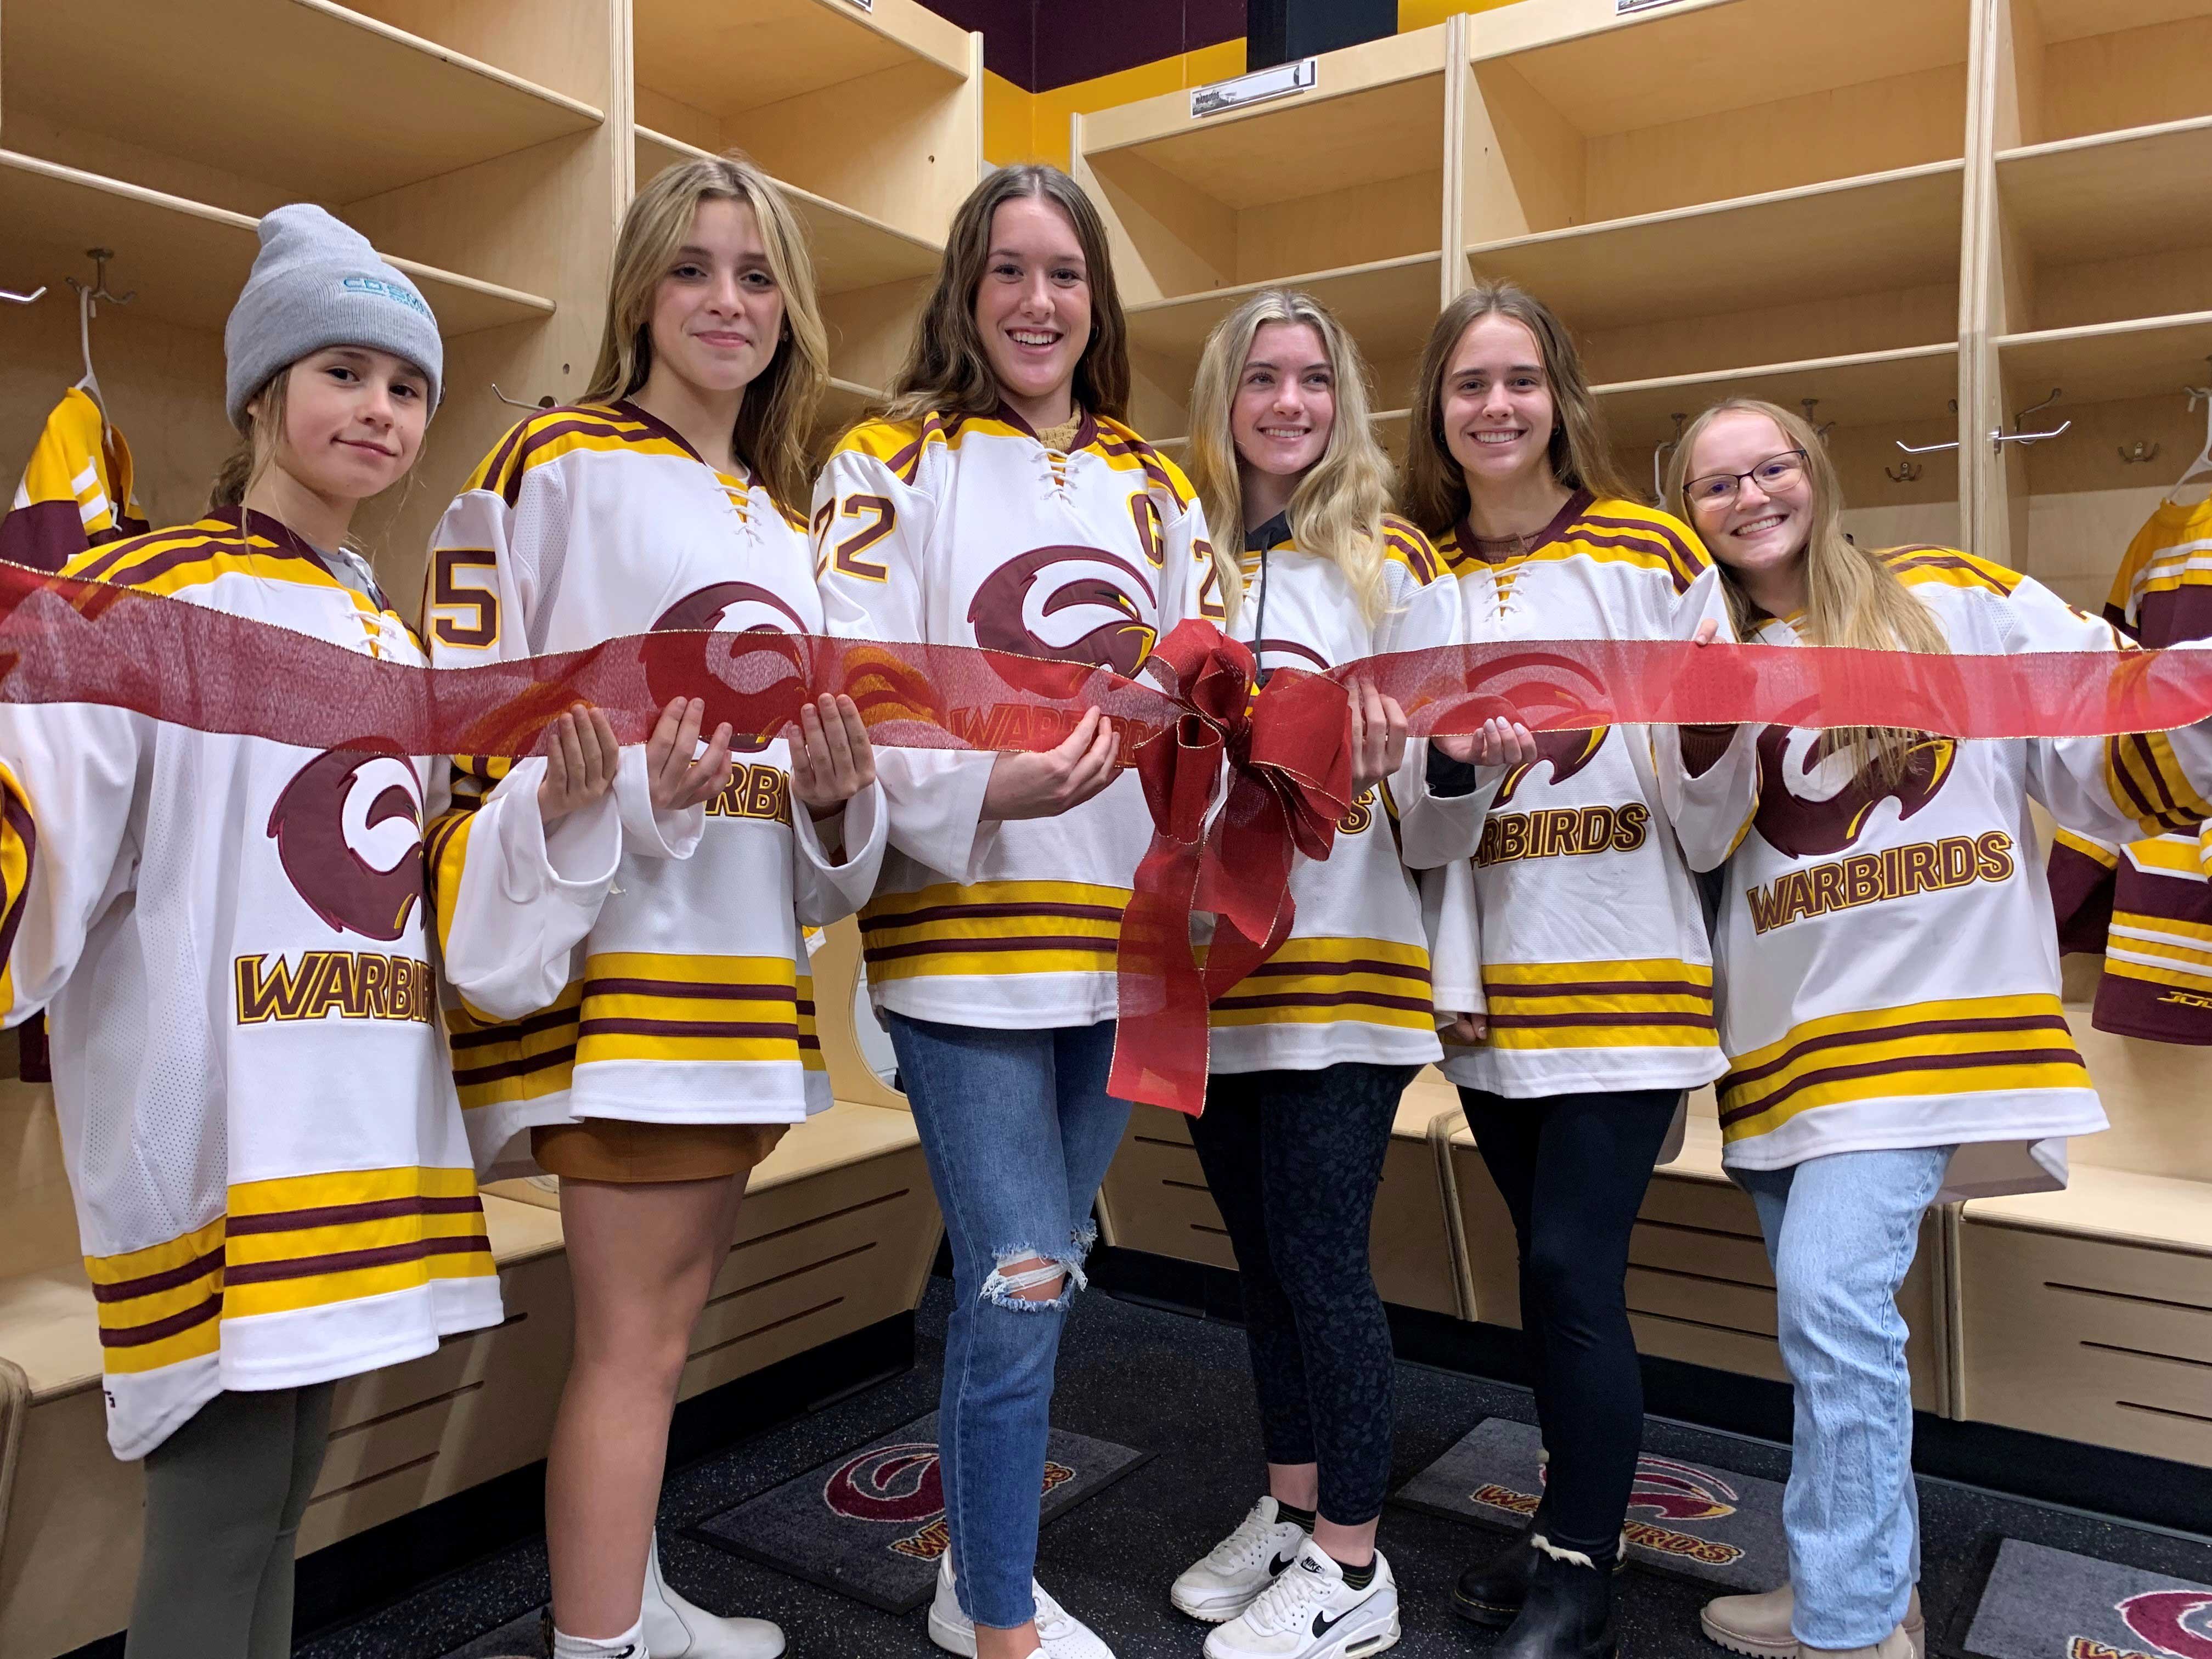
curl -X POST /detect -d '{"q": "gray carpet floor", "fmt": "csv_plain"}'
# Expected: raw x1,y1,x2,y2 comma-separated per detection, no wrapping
296,1277,2212,1659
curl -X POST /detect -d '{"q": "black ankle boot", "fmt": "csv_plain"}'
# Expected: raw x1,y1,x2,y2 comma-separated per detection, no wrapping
1454,1514,1543,1627
1492,1542,1618,1659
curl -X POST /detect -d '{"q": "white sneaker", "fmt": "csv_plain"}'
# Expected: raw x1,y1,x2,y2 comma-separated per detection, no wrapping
1172,1496,1311,1622
1204,1537,1400,1659
642,1534,785,1658
927,1553,1115,1658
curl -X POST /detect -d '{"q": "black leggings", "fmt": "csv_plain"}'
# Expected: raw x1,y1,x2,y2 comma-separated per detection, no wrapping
1458,1086,1680,1558
1188,1062,1418,1526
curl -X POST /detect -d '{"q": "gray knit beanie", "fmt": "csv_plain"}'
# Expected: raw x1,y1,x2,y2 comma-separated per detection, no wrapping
224,205,443,430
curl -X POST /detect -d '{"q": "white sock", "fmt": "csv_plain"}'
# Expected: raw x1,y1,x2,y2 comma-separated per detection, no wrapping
551,1618,646,1659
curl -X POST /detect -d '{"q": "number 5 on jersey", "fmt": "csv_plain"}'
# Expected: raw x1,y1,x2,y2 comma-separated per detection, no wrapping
429,549,499,650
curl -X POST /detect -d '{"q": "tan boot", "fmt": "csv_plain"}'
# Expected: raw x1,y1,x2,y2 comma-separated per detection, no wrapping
1803,1626,1916,1659
1701,1587,1923,1659
1702,1585,1797,1658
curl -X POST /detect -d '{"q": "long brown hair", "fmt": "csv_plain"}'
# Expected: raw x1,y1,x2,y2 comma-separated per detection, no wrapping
1188,289,1393,624
1666,397,1948,783
885,165,1129,424
1400,279,1632,539
209,371,289,514
584,151,828,517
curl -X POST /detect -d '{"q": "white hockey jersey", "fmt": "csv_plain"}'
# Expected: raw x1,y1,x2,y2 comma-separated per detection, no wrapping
2047,496,2212,1042
1210,512,1489,1071
813,405,1216,1029
1656,548,2212,1199
1435,492,1725,1098
425,401,886,1173
1,509,612,1458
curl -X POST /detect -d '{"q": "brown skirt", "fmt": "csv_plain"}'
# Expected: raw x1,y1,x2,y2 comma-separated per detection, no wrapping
531,1118,789,1184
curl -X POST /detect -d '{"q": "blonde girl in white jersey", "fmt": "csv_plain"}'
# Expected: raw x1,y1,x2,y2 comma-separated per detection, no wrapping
425,155,884,1659
1165,287,1531,1659
1662,399,2212,1659
815,165,1216,1659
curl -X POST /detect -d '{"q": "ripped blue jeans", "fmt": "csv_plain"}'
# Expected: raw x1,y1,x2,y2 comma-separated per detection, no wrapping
885,1013,1131,1630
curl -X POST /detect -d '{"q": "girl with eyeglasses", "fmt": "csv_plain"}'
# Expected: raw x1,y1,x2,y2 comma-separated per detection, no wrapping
1400,280,1726,1659
1661,397,2212,1659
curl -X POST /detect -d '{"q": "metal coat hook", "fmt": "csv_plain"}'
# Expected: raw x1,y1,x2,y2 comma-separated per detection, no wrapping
492,383,557,410
1885,456,1924,482
65,248,134,307
2119,441,2162,464
1,283,46,305
1800,398,1836,442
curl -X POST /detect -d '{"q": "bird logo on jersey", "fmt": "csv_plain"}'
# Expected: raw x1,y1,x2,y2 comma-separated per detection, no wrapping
267,742,424,941
1753,725,1955,860
650,582,810,754
968,545,1158,695
1254,637,1330,675
1492,729,1609,809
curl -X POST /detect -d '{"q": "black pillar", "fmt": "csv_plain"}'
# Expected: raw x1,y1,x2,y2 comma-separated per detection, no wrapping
1246,0,1397,69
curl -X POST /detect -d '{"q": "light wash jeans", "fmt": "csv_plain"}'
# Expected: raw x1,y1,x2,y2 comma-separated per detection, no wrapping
887,1012,1131,1631
1733,1146,1954,1651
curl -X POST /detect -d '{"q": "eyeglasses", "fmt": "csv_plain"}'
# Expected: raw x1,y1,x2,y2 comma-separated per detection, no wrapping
1684,449,1808,507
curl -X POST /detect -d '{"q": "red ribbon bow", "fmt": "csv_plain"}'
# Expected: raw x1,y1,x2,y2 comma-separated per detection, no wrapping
1108,620,1356,1116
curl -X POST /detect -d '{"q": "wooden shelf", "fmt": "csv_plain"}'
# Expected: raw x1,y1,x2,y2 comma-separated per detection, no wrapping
1997,116,2212,267
1594,345,1960,447
1468,0,1968,134
633,127,940,297
1995,311,2212,407
0,151,553,337
631,0,967,121
1466,163,1963,333
1081,27,1448,208
1126,253,1443,366
1,0,602,204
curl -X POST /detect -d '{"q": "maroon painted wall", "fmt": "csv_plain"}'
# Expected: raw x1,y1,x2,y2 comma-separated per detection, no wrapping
922,0,1245,91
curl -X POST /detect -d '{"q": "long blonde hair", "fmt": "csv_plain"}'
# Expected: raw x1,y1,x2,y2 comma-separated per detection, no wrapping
1400,280,1633,539
885,165,1129,425
585,151,827,517
1666,397,1948,783
1187,289,1392,624
209,371,289,514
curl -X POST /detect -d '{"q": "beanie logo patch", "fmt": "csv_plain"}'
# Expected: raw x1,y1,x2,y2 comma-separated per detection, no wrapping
340,274,433,319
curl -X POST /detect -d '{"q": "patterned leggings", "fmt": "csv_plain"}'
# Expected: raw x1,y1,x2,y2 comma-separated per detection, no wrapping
1188,1062,1419,1525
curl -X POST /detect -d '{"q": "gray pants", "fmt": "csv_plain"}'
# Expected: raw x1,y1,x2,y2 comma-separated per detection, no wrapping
127,1384,336,1659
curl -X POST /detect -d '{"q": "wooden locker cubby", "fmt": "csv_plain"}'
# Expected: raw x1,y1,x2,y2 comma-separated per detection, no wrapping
1073,24,1458,448
0,0,621,614
1971,0,2212,605
1459,0,1972,550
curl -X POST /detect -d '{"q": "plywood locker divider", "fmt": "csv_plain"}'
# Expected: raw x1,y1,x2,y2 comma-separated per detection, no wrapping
1074,20,1464,453
1459,0,1973,547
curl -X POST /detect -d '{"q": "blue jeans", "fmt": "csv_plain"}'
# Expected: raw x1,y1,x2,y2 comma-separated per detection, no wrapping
887,1013,1131,1631
1734,1146,1953,1650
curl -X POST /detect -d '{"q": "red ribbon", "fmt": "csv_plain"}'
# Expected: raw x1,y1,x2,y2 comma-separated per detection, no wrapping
4,561,2210,1114
1109,622,1353,1114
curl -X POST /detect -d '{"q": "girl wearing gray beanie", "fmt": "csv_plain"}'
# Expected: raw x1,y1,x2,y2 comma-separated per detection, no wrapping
0,204,723,1659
